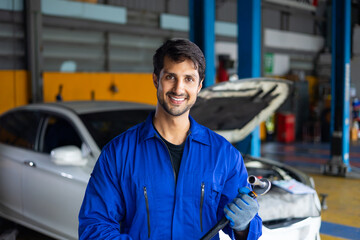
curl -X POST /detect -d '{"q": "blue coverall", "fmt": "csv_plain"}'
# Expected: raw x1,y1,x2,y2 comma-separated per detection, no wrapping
79,112,262,239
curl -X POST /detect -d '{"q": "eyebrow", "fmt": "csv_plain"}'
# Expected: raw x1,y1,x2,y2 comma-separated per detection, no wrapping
163,70,198,78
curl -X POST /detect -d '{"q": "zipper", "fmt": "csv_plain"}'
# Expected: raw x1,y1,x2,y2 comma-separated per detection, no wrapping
155,134,177,184
143,186,150,238
200,182,205,232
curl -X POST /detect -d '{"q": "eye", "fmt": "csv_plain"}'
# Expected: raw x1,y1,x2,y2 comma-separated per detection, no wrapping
165,75,174,80
186,77,194,82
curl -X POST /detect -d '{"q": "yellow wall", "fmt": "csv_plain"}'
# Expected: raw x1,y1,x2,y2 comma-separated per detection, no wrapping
0,71,157,115
0,70,29,114
43,72,157,105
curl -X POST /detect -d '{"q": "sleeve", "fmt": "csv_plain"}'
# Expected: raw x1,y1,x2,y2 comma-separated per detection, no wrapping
218,148,263,240
78,148,132,240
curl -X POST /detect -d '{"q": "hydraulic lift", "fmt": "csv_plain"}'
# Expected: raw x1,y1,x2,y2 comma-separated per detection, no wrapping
324,0,352,176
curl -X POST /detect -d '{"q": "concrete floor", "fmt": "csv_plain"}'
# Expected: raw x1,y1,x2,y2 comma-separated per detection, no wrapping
311,174,360,240
1,141,359,239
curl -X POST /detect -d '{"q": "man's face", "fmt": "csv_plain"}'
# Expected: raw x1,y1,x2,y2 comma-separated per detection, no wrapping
153,56,203,117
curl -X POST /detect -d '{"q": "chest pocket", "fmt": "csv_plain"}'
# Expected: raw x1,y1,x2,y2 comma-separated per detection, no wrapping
182,171,225,234
182,172,223,202
197,172,224,206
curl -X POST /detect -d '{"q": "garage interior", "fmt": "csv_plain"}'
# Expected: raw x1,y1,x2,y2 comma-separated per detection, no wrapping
0,0,360,239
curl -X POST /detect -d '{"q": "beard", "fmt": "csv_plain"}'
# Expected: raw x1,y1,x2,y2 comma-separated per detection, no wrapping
157,91,195,117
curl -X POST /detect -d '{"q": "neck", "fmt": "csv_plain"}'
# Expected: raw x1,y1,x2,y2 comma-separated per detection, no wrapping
153,108,190,145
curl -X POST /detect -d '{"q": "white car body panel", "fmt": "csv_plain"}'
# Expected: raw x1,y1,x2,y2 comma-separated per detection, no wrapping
22,151,90,239
0,147,22,215
22,167,87,239
0,143,92,240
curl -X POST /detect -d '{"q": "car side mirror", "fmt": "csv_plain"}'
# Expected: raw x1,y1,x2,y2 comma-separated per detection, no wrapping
51,145,88,166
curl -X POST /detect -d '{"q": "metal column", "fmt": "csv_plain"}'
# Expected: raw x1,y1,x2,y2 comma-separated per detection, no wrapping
236,0,262,157
189,0,215,88
325,0,351,176
24,0,43,102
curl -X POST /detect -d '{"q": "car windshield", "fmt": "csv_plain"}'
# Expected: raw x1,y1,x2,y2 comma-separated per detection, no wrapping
80,109,153,149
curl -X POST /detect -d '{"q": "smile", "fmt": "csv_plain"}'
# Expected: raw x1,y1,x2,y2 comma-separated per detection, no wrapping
170,96,185,101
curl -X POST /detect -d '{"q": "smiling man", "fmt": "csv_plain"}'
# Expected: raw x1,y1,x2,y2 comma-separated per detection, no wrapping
79,39,262,240
153,54,202,145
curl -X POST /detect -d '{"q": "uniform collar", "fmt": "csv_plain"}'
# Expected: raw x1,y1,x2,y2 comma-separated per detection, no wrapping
140,111,210,146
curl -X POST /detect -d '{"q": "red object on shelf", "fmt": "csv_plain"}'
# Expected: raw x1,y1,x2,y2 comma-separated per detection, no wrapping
277,112,295,143
217,61,229,82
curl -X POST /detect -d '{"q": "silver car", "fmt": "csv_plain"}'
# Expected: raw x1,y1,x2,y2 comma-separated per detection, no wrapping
0,78,321,240
0,101,153,239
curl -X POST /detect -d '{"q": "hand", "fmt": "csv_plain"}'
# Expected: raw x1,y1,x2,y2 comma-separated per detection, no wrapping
224,187,259,232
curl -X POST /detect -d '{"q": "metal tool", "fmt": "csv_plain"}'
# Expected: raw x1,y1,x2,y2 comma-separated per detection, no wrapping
200,175,271,240
247,175,271,198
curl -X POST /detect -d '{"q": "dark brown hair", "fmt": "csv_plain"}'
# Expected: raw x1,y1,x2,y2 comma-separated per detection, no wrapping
153,39,206,82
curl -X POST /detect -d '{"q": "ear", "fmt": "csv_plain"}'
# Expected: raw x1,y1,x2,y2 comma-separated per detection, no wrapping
197,79,203,94
153,73,158,89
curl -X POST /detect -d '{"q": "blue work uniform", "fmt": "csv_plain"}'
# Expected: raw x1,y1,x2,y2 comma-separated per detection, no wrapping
79,112,262,239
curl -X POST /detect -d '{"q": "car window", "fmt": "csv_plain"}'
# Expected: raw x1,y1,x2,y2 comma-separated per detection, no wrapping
41,115,82,153
0,110,41,150
80,109,152,149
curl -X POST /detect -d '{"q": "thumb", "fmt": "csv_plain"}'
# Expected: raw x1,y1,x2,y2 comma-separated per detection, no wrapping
238,187,251,194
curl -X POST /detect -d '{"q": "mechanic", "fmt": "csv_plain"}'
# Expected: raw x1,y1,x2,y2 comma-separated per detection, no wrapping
78,39,262,240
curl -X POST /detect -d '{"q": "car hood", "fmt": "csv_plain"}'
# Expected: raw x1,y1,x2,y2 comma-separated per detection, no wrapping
190,78,292,143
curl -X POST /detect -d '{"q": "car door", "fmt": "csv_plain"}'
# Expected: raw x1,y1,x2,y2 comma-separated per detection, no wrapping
0,110,41,218
21,112,91,239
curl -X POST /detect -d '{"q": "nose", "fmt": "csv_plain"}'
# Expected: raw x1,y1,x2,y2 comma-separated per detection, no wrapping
173,79,185,95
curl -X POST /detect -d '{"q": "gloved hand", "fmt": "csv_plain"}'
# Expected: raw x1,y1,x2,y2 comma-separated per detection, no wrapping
224,187,259,232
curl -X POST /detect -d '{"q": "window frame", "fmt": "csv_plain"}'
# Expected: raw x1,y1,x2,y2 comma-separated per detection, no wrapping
36,110,87,154
0,110,43,151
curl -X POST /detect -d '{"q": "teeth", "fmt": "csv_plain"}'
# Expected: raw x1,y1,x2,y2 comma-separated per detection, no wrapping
170,96,185,101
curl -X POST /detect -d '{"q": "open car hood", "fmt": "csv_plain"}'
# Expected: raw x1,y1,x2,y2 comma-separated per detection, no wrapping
190,78,292,143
